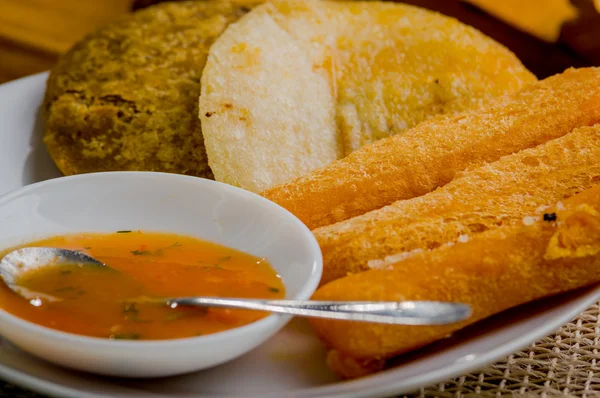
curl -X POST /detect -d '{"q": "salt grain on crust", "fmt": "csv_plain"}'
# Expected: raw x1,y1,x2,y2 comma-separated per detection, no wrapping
457,234,470,243
367,249,425,269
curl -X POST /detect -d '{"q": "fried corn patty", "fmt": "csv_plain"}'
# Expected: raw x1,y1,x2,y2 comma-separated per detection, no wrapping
200,0,536,193
43,0,260,177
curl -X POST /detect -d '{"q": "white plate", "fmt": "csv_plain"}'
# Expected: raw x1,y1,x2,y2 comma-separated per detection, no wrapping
1,73,600,398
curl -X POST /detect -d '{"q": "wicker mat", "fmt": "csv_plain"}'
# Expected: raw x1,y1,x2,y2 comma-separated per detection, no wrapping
4,304,600,397
412,302,600,397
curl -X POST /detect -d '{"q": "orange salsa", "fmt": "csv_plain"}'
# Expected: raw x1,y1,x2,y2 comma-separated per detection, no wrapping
0,231,285,340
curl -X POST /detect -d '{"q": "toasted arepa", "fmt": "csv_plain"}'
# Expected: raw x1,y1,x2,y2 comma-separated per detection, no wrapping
199,0,536,193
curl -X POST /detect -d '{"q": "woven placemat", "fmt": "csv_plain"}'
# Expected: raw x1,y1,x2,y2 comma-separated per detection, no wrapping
413,302,600,397
4,303,600,397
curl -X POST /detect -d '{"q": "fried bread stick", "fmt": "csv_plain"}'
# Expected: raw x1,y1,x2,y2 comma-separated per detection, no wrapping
310,184,600,379
261,67,600,230
315,125,600,284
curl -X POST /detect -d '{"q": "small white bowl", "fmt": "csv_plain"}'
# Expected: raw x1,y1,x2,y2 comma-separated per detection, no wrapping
0,172,322,378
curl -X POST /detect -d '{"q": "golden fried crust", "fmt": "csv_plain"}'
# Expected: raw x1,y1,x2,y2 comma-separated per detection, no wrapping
43,1,259,177
310,185,600,378
200,0,535,193
261,67,600,230
315,125,600,285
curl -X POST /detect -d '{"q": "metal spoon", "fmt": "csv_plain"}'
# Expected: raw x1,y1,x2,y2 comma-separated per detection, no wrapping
0,247,471,325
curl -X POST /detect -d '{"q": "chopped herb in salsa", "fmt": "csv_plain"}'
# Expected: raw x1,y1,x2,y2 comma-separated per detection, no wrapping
1,231,285,340
130,241,184,257
131,250,151,256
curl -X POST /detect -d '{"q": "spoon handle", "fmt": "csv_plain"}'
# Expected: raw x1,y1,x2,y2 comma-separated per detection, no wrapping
169,298,471,325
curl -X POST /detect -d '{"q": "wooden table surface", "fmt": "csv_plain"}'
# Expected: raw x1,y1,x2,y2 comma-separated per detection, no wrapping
0,0,131,84
1,0,599,85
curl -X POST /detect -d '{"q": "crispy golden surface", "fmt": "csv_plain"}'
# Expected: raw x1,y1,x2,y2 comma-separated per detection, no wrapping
315,125,600,284
262,67,600,229
311,184,600,379
43,1,258,177
200,0,534,193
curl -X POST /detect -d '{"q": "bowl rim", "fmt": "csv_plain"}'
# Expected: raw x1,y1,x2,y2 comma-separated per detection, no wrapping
0,171,323,348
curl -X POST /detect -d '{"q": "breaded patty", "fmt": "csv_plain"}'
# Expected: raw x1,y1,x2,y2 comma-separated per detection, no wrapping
43,0,260,177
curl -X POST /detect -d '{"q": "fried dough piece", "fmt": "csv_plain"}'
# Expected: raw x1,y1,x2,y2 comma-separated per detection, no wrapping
44,1,259,177
316,125,600,284
262,67,600,229
200,0,534,193
311,185,600,379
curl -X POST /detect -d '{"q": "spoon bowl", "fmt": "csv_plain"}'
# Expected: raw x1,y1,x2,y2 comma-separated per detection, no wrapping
0,247,105,300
